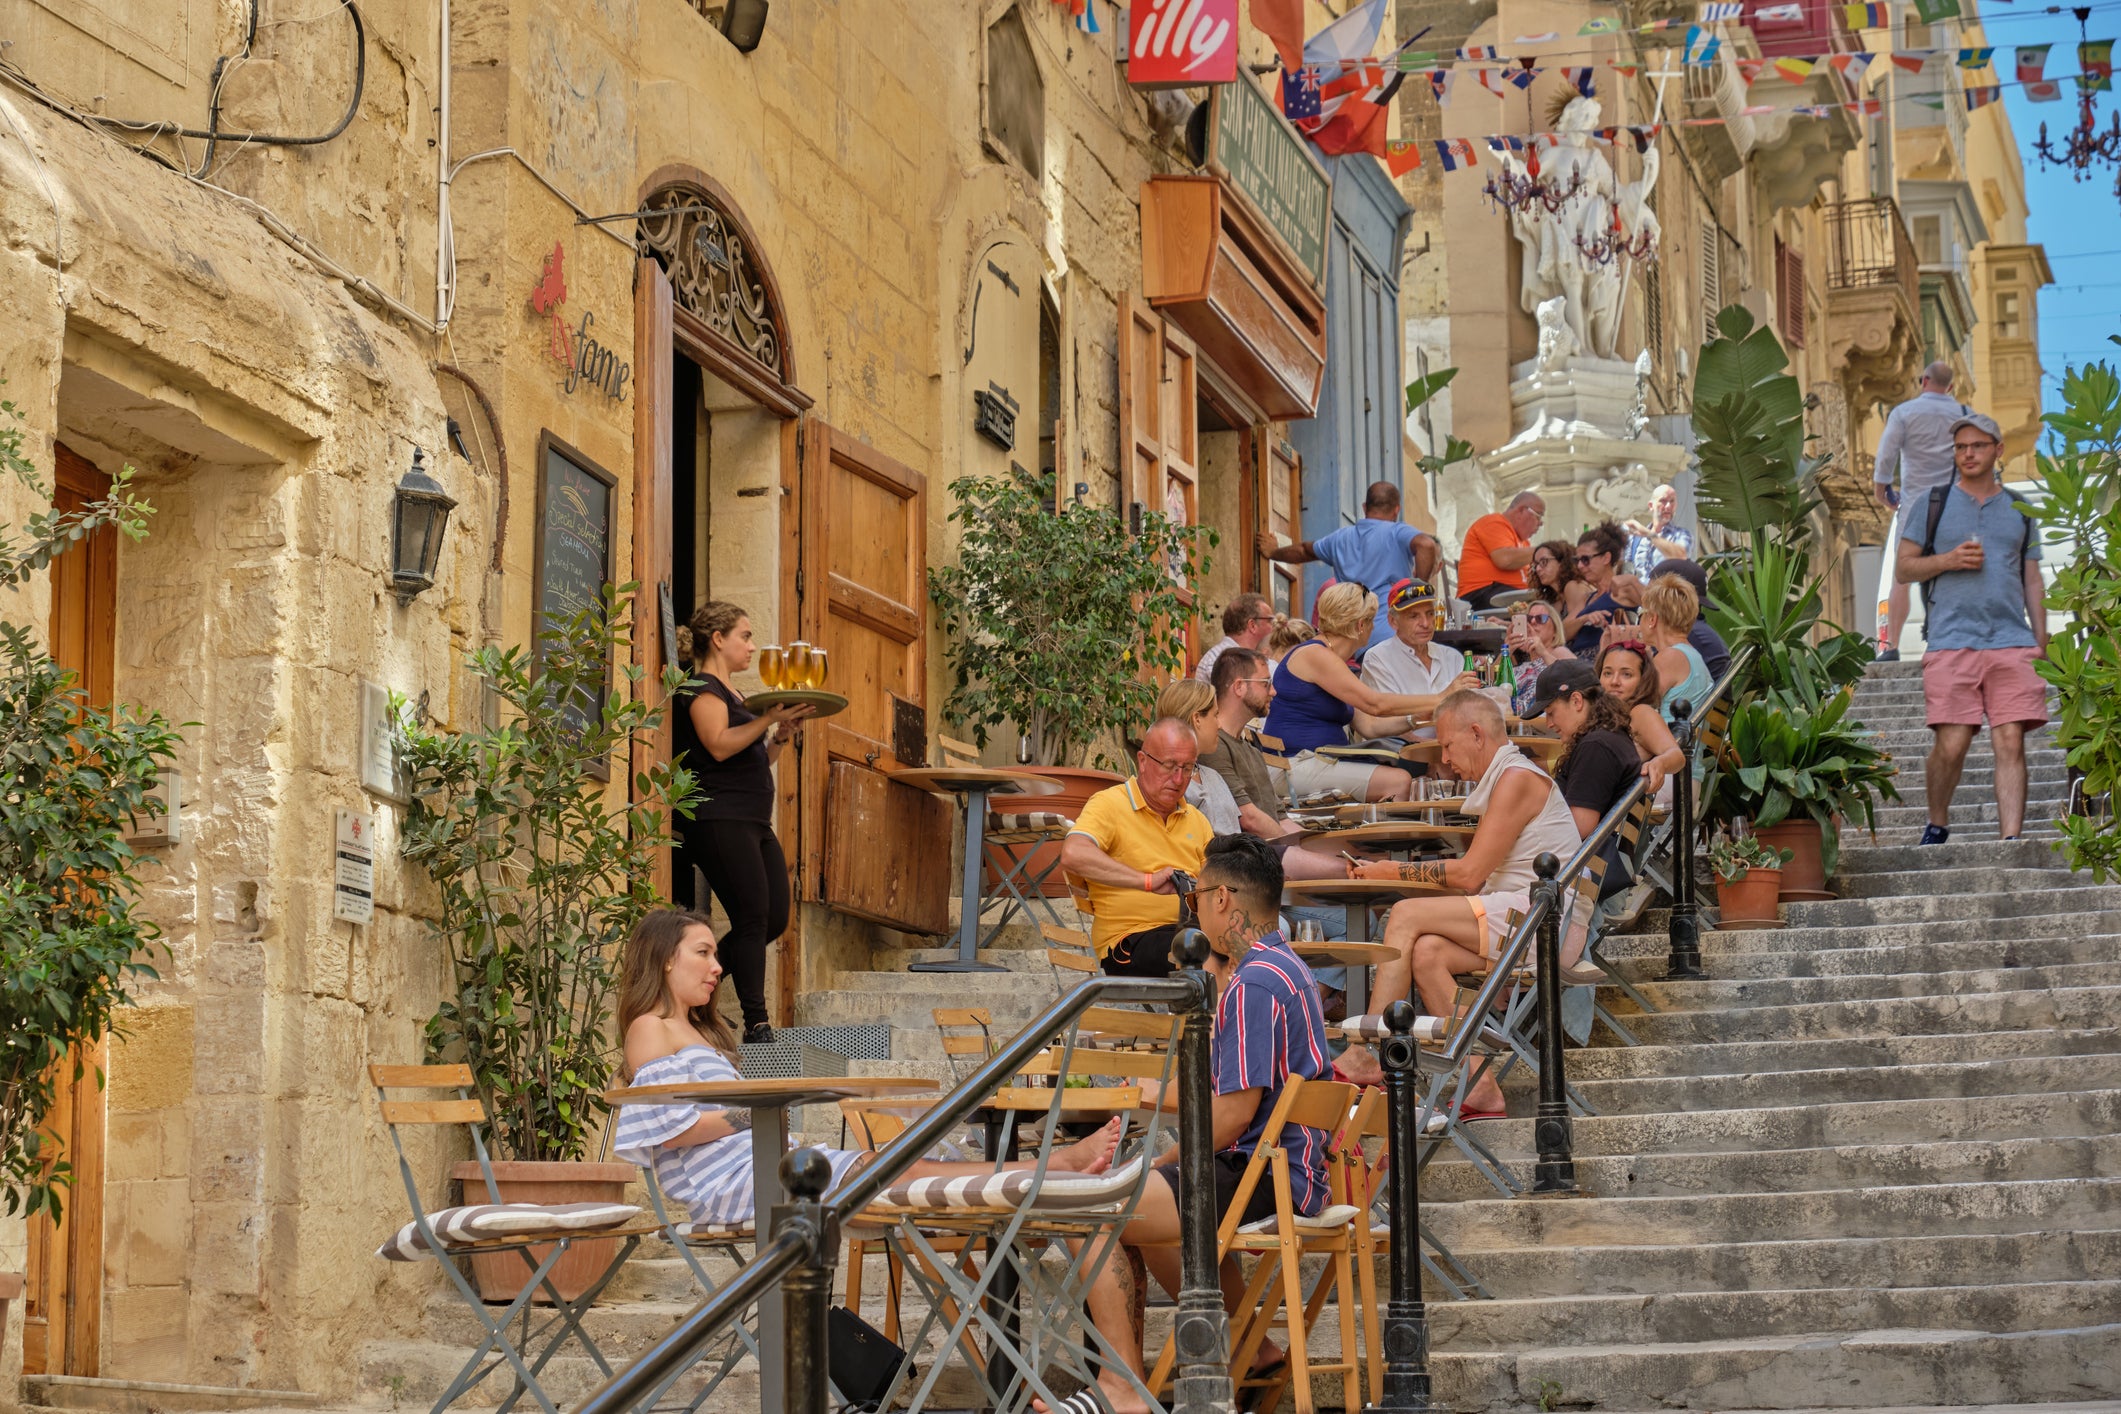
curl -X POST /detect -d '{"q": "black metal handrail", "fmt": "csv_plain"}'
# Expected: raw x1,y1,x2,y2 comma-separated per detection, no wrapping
577,946,1230,1414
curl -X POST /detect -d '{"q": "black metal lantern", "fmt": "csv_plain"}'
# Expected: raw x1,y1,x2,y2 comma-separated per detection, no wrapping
390,448,456,604
717,0,768,52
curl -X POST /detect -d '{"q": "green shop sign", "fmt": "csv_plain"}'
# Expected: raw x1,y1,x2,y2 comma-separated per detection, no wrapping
1208,74,1333,289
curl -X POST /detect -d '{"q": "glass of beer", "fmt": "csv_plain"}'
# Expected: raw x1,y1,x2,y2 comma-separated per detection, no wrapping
757,645,787,690
804,647,829,689
785,641,814,691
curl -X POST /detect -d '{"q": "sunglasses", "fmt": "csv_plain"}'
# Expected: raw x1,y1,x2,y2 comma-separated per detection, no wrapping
1575,553,1605,565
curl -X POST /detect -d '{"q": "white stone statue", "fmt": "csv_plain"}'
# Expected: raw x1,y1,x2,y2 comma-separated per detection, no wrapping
1504,97,1663,361
1535,296,1580,371
1586,461,1657,522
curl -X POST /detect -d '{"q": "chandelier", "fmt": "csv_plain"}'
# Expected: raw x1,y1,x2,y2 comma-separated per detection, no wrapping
1482,143,1587,215
2033,89,2121,176
1575,203,1659,267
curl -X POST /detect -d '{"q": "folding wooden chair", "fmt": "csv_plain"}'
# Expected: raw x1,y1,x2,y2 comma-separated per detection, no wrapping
1252,729,1298,809
1041,923,1101,996
839,1097,985,1366
940,735,1077,946
934,1007,996,1084
1146,1077,1364,1414
370,1065,661,1414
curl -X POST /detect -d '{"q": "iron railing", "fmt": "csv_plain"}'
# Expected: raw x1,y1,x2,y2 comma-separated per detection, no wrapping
1366,648,1753,1411
575,946,1231,1414
1824,197,1919,312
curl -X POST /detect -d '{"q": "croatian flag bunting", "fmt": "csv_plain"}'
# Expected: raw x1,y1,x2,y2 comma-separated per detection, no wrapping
1434,137,1481,169
1426,67,1458,103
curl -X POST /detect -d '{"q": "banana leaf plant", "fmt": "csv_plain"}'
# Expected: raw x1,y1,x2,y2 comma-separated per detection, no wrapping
1705,688,1902,875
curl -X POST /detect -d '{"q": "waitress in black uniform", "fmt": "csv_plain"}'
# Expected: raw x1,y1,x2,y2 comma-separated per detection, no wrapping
672,600,815,1044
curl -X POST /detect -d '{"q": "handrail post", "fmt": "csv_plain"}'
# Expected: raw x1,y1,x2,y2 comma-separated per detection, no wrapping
1530,852,1578,1194
1170,928,1236,1414
1365,1000,1431,1413
1663,698,1706,982
777,1148,836,1414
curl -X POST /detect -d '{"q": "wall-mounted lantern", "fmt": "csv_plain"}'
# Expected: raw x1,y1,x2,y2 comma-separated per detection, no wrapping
390,448,456,604
715,0,769,53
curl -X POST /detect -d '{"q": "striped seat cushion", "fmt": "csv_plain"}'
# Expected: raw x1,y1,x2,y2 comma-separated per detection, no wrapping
867,1157,1145,1215
1336,1013,1451,1043
988,811,1074,832
1237,1203,1363,1235
674,1220,753,1241
376,1201,641,1262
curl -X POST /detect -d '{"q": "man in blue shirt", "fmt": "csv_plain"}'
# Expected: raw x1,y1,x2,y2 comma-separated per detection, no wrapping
1895,411,2049,844
1874,362,1973,660
1059,833,1332,1414
1259,480,1439,648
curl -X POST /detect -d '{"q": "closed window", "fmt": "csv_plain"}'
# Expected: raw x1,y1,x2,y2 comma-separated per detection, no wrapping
1995,290,2022,339
985,7,1044,180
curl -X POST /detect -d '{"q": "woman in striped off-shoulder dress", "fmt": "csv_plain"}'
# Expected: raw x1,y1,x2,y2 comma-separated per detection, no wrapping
613,910,1121,1226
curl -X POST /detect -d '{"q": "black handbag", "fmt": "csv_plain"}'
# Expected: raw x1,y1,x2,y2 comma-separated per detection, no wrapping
827,1303,909,1411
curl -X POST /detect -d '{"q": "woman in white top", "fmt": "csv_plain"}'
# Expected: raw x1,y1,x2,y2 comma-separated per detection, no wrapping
614,910,1119,1225
1334,691,1582,1114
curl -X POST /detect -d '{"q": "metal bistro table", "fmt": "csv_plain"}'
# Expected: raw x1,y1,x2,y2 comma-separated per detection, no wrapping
603,1075,939,1414
1283,878,1457,1015
891,766,1063,973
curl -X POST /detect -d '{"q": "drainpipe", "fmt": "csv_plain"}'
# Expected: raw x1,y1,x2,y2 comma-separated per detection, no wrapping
436,0,450,326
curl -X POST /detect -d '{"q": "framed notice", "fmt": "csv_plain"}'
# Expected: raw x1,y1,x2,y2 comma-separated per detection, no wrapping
533,432,618,779
1207,72,1333,290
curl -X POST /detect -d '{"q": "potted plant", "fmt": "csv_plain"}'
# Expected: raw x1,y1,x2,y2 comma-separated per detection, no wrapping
1709,832,1791,927
1706,688,1902,897
397,586,697,1301
0,396,179,1264
929,470,1216,888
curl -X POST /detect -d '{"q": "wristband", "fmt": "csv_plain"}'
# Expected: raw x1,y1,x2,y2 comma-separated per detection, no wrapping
1142,871,1154,892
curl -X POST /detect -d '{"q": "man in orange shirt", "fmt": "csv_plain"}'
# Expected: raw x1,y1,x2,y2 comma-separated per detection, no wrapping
1457,491,1546,610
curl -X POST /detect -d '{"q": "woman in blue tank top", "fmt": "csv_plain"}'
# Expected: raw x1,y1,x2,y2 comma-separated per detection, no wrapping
1639,573,1715,732
1262,582,1459,804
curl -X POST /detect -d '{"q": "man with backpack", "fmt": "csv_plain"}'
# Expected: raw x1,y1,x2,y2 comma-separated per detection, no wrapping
1894,411,2048,845
1872,362,1973,660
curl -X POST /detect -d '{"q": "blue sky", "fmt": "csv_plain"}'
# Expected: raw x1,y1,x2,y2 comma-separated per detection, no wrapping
1992,25,2121,402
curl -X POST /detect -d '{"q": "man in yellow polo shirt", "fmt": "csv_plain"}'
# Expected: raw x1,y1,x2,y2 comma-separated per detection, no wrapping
1060,717,1214,977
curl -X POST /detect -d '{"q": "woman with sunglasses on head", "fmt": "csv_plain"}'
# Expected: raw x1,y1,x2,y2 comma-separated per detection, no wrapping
1637,573,1715,730
1563,521,1633,657
1594,639,1685,798
1529,538,1592,621
1505,599,1578,719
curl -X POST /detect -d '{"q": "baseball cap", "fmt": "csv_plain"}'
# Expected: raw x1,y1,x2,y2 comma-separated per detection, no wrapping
1949,411,2002,443
1524,658,1598,719
1387,578,1438,613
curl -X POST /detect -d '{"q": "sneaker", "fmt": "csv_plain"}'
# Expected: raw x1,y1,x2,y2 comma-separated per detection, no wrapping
1919,823,1951,845
1876,648,1901,662
742,1023,776,1046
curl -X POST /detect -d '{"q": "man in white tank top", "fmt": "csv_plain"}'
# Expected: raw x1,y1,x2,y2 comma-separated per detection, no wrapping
1336,691,1582,1113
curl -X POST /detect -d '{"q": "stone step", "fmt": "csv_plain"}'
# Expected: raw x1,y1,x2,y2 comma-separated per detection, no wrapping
1869,822,2067,847
1834,837,2069,874
1563,1026,2121,1083
1599,909,2113,959
1769,884,2121,927
1424,1176,2121,1250
1618,981,2121,1046
1615,959,2121,1015
1426,1321,2121,1412
1824,864,2092,898
1441,1226,2121,1300
1423,1131,2119,1205
1570,1050,2121,1114
1431,1276,2121,1352
1608,931,2120,981
20,1380,322,1414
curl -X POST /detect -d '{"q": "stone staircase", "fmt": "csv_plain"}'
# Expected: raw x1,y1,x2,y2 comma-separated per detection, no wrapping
333,657,2121,1413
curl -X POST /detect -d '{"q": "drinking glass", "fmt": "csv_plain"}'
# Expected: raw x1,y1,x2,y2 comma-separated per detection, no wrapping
758,645,787,691
804,647,829,689
1292,918,1327,945
785,641,814,691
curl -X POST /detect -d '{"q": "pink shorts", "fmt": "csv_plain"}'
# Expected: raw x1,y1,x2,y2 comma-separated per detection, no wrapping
1921,647,2049,731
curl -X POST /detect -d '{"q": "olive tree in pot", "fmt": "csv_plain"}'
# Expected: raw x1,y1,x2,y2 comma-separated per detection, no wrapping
397,586,697,1301
0,394,178,1328
928,472,1216,886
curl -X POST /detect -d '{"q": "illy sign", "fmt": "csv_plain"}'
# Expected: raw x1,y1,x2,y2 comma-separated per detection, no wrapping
1127,0,1237,87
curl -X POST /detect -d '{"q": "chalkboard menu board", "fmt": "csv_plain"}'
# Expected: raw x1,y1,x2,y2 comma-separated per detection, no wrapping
533,434,617,776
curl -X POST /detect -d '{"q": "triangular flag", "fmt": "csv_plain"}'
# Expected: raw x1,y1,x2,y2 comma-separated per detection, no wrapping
1579,17,1621,33
1964,83,2000,107
1474,67,1512,96
1386,139,1424,174
1506,66,1541,89
1956,46,1994,68
1773,55,1817,81
1434,136,1480,170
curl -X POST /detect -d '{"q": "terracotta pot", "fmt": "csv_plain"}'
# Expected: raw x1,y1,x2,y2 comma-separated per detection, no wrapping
1715,866,1784,928
1756,819,1833,900
449,1160,637,1304
985,765,1126,897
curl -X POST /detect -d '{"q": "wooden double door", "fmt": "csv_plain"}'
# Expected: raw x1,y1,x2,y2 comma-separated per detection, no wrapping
633,262,950,999
24,443,117,1377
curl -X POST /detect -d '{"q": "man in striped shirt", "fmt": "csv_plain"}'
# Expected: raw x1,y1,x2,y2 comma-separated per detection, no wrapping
1052,833,1331,1414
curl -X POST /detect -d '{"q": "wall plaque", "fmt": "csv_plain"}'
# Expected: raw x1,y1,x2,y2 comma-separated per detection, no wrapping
533,433,618,778
1208,73,1333,289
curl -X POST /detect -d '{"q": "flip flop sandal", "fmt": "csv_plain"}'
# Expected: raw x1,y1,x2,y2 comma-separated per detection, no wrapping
1044,1390,1108,1414
1454,1106,1508,1122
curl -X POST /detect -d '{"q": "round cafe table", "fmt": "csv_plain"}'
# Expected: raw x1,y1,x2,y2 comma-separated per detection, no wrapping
1285,877,1458,1014
604,1075,938,1413
1298,819,1480,854
1400,735,1564,767
890,767,1062,973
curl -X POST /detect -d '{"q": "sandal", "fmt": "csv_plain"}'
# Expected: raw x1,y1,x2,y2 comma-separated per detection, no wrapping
1041,1391,1108,1414
1454,1106,1508,1122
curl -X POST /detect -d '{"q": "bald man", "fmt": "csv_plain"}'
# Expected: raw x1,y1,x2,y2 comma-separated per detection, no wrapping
1874,361,1972,660
1259,480,1441,649
1061,717,1214,978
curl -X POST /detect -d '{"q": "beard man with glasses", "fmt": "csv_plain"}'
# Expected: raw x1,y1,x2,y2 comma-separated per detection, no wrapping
1894,411,2049,844
1060,717,1214,977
